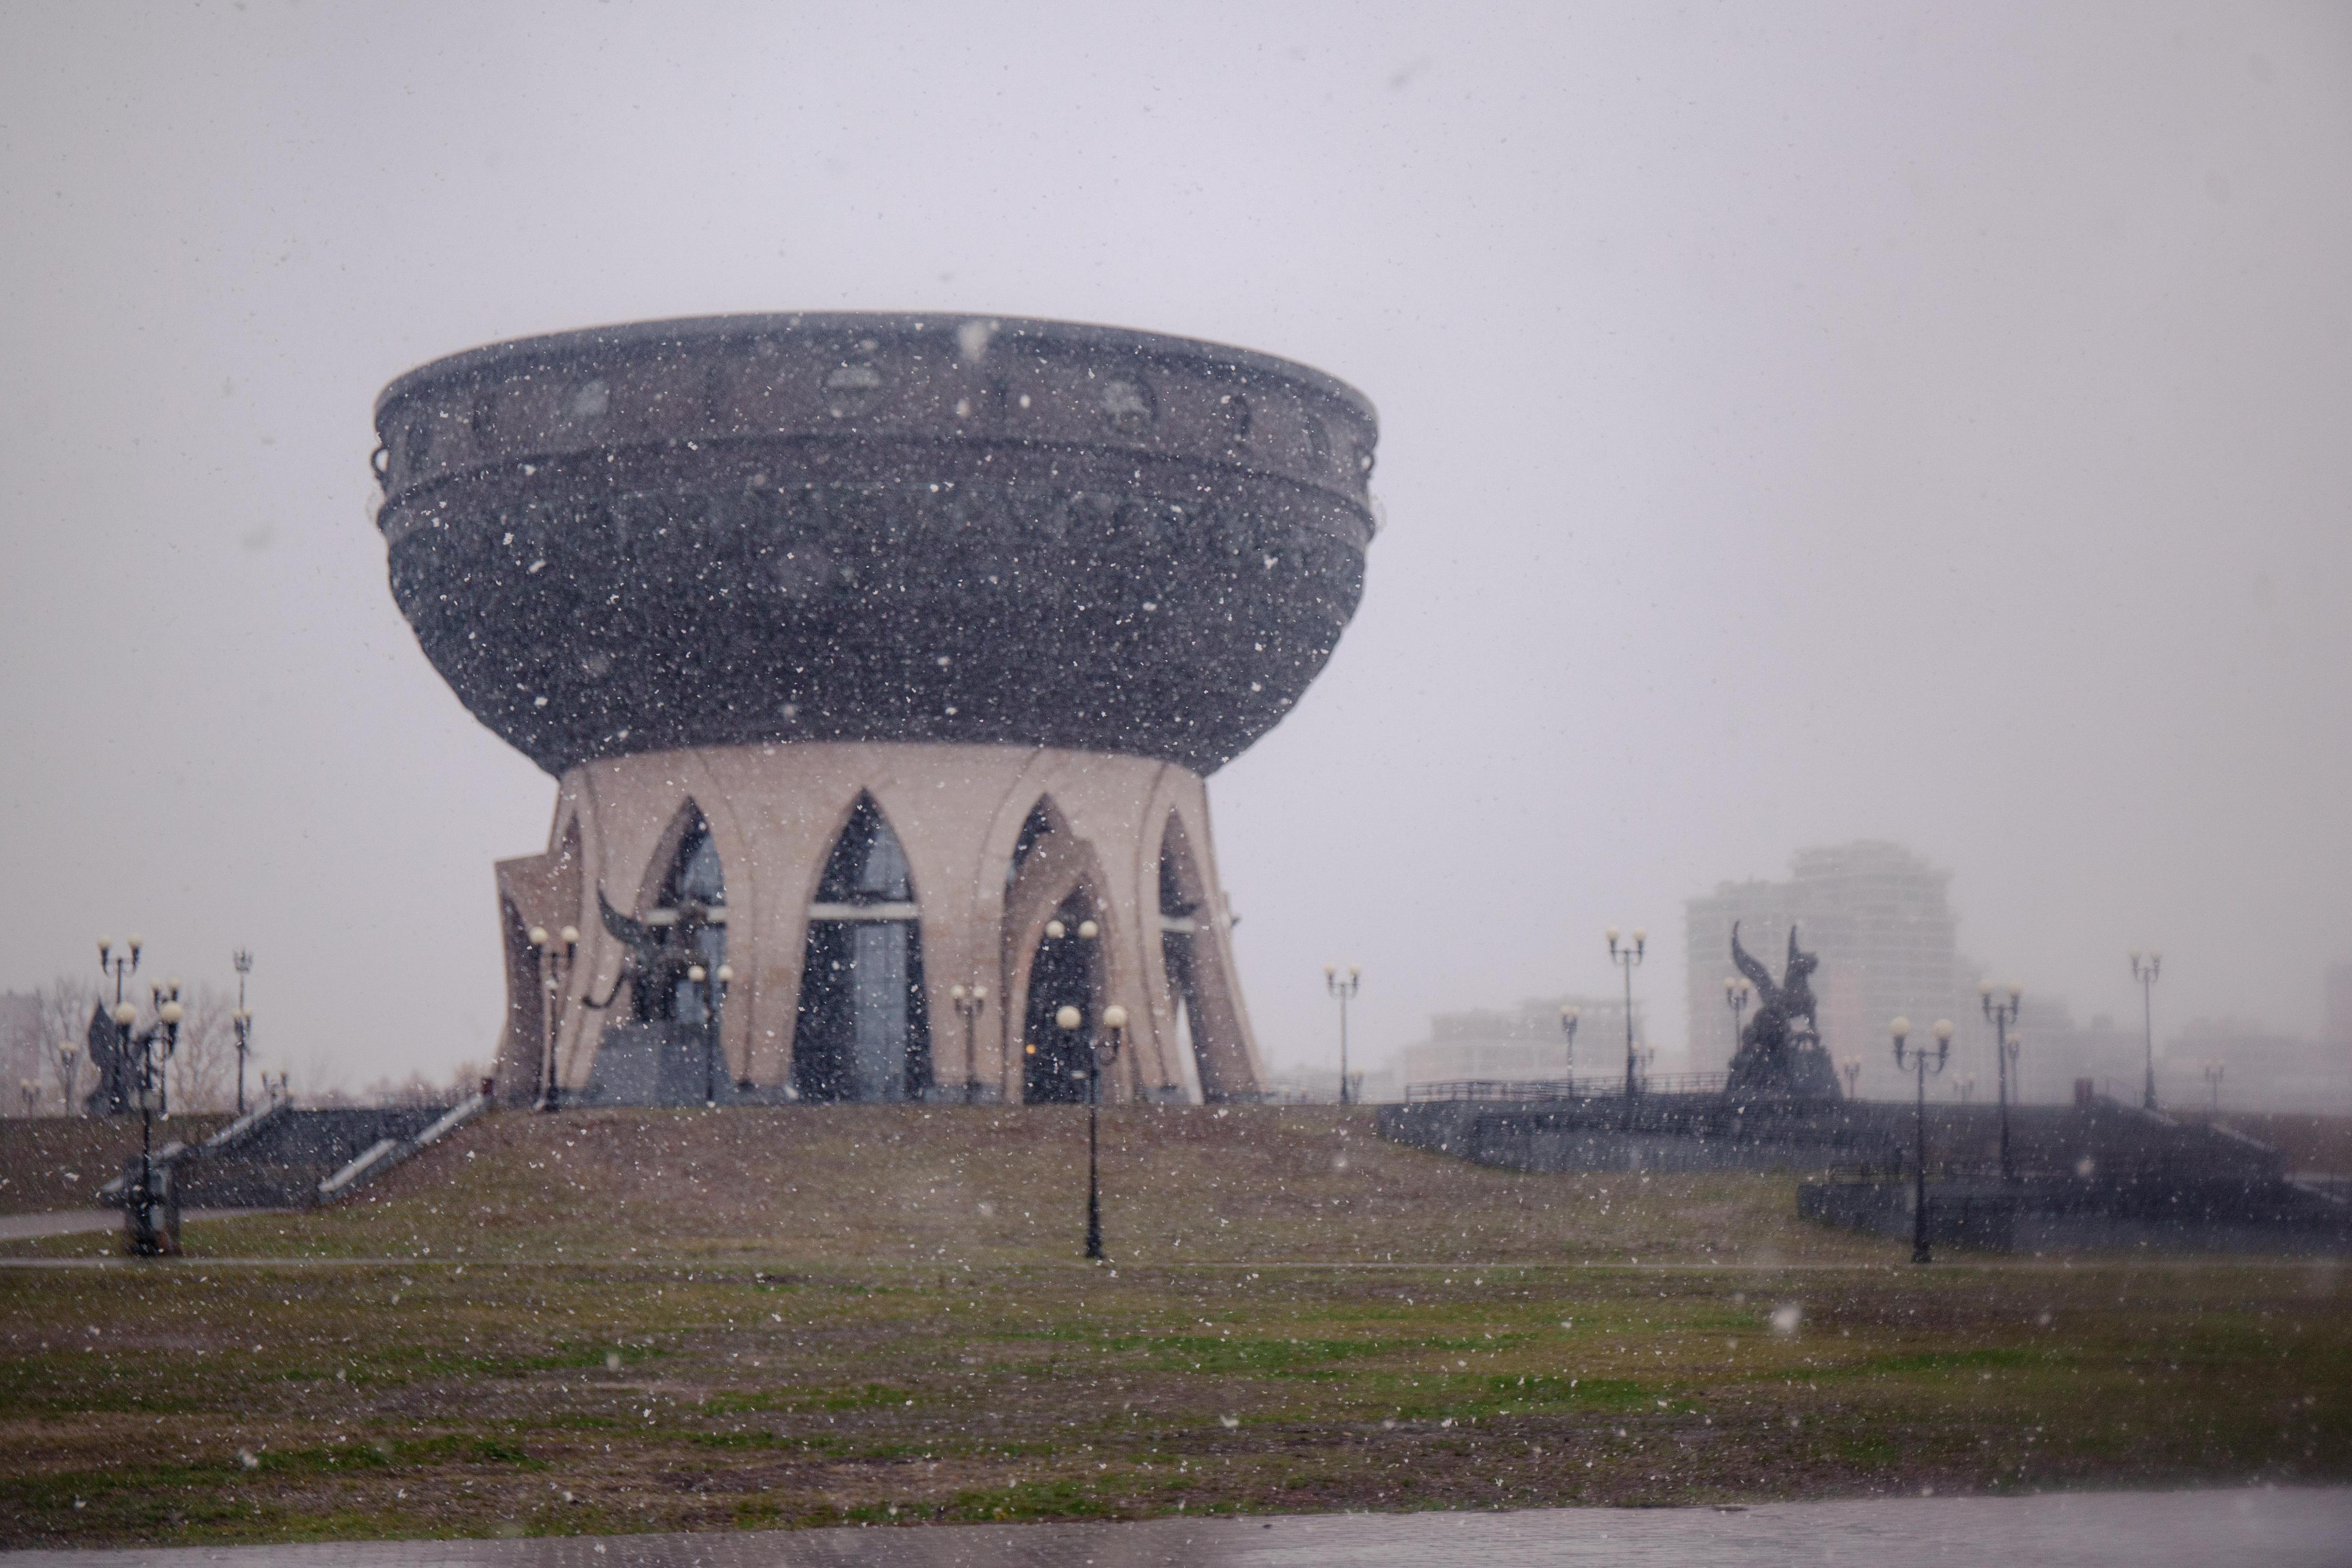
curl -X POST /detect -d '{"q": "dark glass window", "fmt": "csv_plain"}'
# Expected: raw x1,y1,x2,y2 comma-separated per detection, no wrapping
656,814,726,1026
1008,799,1056,888
1023,893,1097,1104
794,796,931,1101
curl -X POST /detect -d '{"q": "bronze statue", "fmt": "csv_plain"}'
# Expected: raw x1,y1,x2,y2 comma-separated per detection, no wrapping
585,887,718,1022
1726,923,1841,1098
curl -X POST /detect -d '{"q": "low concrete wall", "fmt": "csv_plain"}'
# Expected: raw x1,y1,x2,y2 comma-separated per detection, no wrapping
1378,1098,1896,1174
1800,1176,2352,1255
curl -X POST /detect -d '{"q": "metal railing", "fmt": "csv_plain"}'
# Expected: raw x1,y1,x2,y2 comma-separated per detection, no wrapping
1405,1073,1729,1104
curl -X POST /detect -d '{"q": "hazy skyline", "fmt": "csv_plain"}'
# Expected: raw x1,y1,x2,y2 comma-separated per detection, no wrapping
4,3,2349,1094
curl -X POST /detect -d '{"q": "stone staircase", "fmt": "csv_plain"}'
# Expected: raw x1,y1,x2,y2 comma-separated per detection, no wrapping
99,1097,489,1210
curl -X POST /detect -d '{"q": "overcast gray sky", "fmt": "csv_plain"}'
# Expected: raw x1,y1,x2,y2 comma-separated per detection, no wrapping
3,2,2349,1093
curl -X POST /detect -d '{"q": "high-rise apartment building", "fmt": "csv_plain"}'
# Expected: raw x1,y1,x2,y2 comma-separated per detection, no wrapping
1685,841,1963,1097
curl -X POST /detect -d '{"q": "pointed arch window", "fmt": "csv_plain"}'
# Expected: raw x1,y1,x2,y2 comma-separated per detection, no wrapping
794,796,931,1102
1158,812,1212,1103
1021,890,1099,1104
653,812,727,1026
1006,798,1057,889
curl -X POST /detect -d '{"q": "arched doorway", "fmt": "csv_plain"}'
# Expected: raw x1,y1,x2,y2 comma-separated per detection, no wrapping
794,795,932,1102
1022,891,1099,1104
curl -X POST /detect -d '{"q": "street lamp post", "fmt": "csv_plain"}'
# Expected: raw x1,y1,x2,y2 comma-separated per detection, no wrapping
2130,950,2162,1112
1606,928,1645,1129
231,948,254,1116
97,936,141,1116
686,961,734,1106
1558,1006,1580,1090
529,925,580,1113
99,935,142,1012
1841,1056,1863,1100
1724,976,1750,1066
1325,965,1362,1105
56,1040,82,1117
1063,1001,1128,1261
2204,1059,2224,1114
119,981,185,1257
17,1080,35,1116
949,984,990,1104
1891,1017,1955,1265
1980,981,2023,1182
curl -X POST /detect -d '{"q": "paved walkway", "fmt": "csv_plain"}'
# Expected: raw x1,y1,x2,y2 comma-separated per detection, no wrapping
0,1249,2303,1271
0,1209,285,1242
9,1488,2348,1567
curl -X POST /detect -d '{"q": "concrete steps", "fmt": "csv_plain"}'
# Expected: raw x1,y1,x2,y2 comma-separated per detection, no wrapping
99,1099,489,1210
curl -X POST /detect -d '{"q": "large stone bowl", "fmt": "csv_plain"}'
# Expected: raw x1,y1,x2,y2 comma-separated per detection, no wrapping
373,313,1379,776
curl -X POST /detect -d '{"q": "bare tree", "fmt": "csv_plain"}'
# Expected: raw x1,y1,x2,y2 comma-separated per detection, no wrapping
0,992,40,1115
354,1060,492,1108
33,975,102,1114
166,981,238,1115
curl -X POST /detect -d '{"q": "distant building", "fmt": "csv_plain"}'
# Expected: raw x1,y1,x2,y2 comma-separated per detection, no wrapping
2005,991,2349,1114
2328,962,2352,1047
2165,1017,2348,1114
1397,995,1648,1093
1998,995,2146,1106
1685,842,1963,1098
1260,1061,1402,1105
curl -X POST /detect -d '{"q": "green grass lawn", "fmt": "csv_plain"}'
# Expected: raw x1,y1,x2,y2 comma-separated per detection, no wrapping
2,1106,2345,1547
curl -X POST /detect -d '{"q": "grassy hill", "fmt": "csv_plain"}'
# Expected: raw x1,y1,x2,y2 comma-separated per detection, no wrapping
0,1114,229,1215
1,1106,2345,1548
196,1103,1880,1266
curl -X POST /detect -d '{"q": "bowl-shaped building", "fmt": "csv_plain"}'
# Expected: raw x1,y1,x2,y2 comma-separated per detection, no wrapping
374,313,1377,1105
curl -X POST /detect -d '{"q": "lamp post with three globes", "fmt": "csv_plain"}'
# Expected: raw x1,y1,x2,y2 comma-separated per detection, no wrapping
100,947,185,1257
528,925,580,1112
949,983,991,1103
1057,1000,1129,1261
1981,981,2023,1182
1891,1016,1955,1265
683,958,735,1107
231,949,255,1116
2130,950,2162,1112
1325,964,1362,1105
1606,928,1646,1127
1724,976,1750,1064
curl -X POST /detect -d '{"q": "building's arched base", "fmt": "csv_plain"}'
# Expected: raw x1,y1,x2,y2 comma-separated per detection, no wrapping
491,742,1265,1107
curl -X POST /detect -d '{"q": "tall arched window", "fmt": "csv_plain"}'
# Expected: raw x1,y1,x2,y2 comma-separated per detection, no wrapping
1159,813,1211,1103
653,812,726,1027
1022,891,1098,1104
794,796,931,1101
1006,798,1057,889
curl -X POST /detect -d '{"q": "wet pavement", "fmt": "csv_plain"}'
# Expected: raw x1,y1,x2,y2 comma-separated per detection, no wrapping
10,1488,2349,1567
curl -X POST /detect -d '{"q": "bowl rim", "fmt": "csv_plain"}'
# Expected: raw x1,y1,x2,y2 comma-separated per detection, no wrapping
374,311,1377,430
